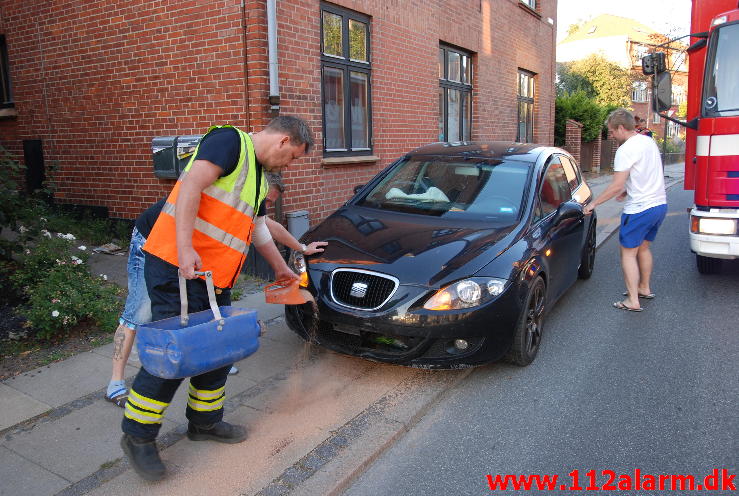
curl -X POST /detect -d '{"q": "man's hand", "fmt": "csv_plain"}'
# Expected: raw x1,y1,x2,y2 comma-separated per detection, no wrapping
616,191,627,202
178,246,202,279
304,241,328,255
274,266,299,282
583,203,595,215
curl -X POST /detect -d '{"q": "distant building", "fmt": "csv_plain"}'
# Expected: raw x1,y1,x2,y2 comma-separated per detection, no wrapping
557,14,687,142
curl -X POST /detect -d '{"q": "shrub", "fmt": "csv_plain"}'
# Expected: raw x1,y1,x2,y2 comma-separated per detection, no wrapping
555,91,608,145
11,236,123,341
0,146,26,260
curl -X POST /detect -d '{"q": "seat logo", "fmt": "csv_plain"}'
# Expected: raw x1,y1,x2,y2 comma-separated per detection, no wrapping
350,282,368,298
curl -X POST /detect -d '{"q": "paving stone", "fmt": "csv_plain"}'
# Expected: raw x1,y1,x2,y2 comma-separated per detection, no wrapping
6,352,120,408
0,383,51,431
3,399,178,482
0,446,69,496
232,292,284,322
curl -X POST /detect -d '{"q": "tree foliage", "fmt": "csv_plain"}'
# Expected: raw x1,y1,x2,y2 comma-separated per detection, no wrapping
559,54,633,108
555,91,608,145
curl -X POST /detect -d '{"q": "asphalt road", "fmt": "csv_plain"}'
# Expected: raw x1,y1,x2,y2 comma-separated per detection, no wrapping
343,187,739,495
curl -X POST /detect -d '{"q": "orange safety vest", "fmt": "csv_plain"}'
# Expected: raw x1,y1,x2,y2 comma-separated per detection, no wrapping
144,126,267,288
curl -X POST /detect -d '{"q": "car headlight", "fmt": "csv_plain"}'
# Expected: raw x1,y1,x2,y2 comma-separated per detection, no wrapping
423,277,509,311
691,216,737,235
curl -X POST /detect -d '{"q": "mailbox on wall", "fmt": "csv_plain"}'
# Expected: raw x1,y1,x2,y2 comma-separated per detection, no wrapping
152,135,202,179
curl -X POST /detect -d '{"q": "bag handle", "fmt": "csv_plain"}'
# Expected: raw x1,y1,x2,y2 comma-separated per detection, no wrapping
178,270,224,328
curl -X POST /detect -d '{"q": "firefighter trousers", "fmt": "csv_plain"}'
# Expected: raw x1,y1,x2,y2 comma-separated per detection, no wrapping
121,253,233,441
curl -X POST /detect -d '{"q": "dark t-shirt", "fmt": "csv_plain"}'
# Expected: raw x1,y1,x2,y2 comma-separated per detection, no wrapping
135,199,165,238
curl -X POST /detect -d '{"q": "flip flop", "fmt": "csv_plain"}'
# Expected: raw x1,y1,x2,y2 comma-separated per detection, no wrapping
613,301,643,312
622,291,655,299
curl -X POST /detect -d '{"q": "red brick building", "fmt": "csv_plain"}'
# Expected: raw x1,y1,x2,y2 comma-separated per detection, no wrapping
0,0,557,225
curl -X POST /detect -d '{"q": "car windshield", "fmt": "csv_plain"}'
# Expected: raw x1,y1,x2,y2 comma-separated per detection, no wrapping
355,156,531,221
704,22,739,117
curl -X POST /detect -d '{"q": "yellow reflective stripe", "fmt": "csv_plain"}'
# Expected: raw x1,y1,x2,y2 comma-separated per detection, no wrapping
194,218,249,253
129,389,168,413
187,397,225,412
232,129,250,193
124,409,162,425
188,384,225,400
202,184,254,215
160,203,251,254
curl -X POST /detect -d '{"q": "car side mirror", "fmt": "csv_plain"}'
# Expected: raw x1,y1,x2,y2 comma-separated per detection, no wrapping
554,202,583,224
353,184,364,194
653,71,672,112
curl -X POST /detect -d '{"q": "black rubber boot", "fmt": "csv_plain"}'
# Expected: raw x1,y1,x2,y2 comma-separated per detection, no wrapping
120,434,166,481
187,421,247,444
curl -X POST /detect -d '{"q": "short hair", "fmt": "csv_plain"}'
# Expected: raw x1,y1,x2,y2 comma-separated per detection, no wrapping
606,108,636,131
266,172,285,193
265,115,315,153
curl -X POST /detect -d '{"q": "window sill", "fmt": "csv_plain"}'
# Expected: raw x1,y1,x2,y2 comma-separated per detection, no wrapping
0,107,18,119
518,2,541,19
322,155,380,166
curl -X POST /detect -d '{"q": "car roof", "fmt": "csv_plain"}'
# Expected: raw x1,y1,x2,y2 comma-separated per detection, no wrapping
406,141,551,163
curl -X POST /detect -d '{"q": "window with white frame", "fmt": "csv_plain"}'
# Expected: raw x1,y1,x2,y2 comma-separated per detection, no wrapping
672,85,686,105
520,0,536,9
653,113,660,124
439,44,473,142
667,120,682,139
632,81,648,103
321,3,372,156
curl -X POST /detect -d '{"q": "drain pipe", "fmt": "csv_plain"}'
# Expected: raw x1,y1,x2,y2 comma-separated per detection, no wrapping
267,0,280,114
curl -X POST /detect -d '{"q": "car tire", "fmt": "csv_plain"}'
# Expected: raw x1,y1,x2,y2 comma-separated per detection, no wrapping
696,254,722,274
578,219,596,279
506,276,546,367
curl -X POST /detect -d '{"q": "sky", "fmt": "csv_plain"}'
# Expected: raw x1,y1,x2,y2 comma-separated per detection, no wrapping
556,0,693,43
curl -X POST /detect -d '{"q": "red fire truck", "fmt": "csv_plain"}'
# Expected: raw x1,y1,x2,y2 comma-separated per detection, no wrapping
643,0,739,273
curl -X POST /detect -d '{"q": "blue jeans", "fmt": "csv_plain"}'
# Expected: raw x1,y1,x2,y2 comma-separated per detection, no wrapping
119,227,152,329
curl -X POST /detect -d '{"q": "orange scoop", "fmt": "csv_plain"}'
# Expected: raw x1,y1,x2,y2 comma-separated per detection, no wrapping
264,278,309,305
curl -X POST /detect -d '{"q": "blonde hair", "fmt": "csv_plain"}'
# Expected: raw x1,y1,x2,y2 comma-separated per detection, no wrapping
606,108,636,131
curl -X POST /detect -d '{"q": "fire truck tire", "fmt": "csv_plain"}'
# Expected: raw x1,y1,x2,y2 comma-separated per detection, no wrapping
696,254,722,274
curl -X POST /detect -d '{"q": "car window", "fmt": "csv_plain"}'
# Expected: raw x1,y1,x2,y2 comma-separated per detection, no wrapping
356,156,531,223
559,155,581,192
540,157,572,216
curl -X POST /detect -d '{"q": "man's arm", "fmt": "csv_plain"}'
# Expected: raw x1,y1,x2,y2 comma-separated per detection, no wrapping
252,216,299,281
265,217,327,255
176,159,223,279
583,170,629,215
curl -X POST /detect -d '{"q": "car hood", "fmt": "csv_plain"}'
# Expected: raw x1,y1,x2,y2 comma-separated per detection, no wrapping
304,206,517,288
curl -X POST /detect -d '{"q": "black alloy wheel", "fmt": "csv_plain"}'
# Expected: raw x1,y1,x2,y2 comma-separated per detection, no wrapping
506,276,546,366
578,220,596,279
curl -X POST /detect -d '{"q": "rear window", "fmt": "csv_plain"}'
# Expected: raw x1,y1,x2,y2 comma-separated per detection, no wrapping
355,157,531,222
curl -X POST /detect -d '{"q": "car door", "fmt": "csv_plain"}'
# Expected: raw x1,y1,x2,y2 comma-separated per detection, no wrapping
539,156,585,299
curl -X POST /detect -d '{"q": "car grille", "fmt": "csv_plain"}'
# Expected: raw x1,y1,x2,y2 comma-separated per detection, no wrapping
330,269,398,310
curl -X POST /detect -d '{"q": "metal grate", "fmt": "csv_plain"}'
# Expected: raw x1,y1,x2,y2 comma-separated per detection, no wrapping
330,269,398,310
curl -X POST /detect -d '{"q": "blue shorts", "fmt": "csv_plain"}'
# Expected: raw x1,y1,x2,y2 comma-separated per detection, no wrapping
619,204,667,249
119,227,152,330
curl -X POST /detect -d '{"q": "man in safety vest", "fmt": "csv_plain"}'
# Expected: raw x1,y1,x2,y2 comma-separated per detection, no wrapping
120,116,313,481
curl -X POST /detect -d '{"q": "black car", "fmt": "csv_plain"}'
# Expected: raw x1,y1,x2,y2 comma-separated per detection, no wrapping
286,142,596,368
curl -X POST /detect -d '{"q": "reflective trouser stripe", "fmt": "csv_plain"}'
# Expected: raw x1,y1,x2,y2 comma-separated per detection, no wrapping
128,389,168,412
187,397,225,412
188,384,225,400
188,384,225,412
124,406,163,424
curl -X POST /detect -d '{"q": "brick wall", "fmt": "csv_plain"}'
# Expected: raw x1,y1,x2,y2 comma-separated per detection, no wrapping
1,0,557,223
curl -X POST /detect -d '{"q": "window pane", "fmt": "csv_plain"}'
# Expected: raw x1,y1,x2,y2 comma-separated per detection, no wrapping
323,12,342,57
462,92,471,141
447,89,460,141
324,67,345,149
350,71,369,148
541,161,570,215
461,56,468,84
447,51,461,82
526,101,534,142
439,49,444,79
349,20,368,62
439,87,445,140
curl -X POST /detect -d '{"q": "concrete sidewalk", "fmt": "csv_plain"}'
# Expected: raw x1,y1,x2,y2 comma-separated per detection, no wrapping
0,163,684,496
